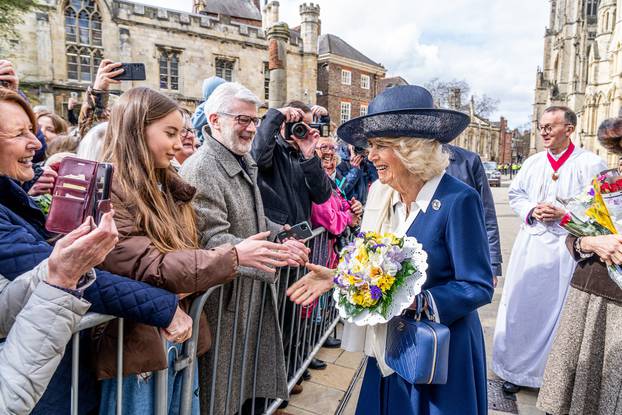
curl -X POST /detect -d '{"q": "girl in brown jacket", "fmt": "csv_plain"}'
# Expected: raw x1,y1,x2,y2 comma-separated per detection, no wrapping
95,87,297,414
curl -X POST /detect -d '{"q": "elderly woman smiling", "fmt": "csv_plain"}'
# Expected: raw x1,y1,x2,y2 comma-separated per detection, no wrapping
288,85,494,415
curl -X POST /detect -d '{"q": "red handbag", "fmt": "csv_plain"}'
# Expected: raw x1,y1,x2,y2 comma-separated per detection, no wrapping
46,156,113,234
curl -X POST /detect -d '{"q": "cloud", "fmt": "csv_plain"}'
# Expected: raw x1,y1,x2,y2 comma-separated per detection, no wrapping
141,0,549,128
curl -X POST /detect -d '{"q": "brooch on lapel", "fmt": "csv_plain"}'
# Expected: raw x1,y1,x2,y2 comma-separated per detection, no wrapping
432,199,442,211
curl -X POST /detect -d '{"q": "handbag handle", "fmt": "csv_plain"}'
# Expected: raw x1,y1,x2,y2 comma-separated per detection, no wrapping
411,291,437,322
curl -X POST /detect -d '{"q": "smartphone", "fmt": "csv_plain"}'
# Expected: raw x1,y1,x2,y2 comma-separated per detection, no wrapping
93,163,114,224
112,63,146,81
277,221,314,242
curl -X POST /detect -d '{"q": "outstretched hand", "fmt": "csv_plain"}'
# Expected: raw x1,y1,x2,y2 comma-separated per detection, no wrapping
286,263,335,306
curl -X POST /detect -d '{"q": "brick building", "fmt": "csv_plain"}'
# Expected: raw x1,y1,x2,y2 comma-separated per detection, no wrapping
316,34,386,127
3,0,319,116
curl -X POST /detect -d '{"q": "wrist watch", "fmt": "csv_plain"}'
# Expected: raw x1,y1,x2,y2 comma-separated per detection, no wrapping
574,237,593,259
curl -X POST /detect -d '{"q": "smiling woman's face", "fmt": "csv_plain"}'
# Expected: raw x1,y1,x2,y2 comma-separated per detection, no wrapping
145,110,184,168
367,138,409,186
0,101,42,182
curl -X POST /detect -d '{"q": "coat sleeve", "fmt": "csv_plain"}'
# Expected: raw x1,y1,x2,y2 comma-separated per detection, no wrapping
310,196,352,236
190,173,278,284
100,207,238,294
251,108,284,170
339,165,362,199
427,189,494,326
508,160,537,224
0,276,90,414
300,155,332,204
470,155,503,275
0,211,178,328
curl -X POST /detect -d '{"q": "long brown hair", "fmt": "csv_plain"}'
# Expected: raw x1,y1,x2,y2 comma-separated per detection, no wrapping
102,87,198,252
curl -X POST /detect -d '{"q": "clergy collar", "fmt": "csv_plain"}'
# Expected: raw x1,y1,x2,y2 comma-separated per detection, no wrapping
391,172,445,214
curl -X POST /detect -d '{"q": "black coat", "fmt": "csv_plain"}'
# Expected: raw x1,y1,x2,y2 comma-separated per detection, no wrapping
444,144,503,275
251,108,332,225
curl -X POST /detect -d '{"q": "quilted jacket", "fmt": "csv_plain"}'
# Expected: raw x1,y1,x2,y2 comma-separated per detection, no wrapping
0,175,179,414
0,260,91,415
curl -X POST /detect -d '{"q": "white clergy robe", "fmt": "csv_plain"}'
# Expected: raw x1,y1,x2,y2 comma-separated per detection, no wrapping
492,145,607,387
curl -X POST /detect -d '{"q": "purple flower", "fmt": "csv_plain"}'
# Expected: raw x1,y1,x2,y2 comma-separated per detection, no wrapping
588,188,595,196
370,285,382,301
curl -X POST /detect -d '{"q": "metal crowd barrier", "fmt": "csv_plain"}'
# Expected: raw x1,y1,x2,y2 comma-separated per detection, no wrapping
13,227,340,415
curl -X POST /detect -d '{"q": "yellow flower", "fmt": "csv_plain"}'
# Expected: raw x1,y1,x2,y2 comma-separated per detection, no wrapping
352,286,378,308
347,274,361,286
377,274,396,293
370,266,384,279
382,233,401,245
355,246,369,264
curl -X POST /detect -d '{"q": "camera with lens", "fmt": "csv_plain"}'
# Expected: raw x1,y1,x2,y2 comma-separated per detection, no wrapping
285,115,331,139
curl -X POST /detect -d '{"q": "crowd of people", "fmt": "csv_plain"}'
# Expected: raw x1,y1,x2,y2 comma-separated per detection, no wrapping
0,52,620,415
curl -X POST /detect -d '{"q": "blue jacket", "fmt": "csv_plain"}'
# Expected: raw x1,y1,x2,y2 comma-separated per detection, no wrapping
0,175,178,414
444,144,503,276
336,145,378,204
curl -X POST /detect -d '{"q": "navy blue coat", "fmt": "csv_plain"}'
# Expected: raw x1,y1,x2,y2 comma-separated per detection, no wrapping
445,144,502,276
356,174,493,415
0,175,178,414
336,146,378,205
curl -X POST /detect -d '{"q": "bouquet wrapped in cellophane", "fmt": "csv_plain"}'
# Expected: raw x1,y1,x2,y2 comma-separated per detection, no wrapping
332,231,428,326
559,169,622,289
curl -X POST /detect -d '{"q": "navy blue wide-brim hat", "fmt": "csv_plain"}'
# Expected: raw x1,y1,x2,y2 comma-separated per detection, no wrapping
336,85,471,148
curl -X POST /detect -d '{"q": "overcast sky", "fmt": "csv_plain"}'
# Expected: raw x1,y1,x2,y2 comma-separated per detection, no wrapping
141,0,550,128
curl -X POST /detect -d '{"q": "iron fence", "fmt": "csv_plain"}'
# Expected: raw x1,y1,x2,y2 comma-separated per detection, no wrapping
4,227,339,415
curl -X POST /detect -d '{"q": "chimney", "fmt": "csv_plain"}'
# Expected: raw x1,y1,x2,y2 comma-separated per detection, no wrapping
299,3,320,55
263,1,280,30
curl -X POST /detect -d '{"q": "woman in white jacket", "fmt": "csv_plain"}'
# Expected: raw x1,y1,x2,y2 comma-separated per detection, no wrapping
0,212,118,414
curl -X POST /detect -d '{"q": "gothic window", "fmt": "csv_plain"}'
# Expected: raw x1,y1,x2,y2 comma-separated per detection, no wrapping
586,0,599,17
215,58,234,82
159,49,180,90
64,0,103,82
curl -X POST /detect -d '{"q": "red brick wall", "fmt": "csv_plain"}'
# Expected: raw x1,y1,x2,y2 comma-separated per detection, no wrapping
317,62,378,126
497,117,513,164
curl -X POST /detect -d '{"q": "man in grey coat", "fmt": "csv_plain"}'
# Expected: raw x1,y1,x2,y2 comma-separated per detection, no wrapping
0,212,118,414
181,82,308,415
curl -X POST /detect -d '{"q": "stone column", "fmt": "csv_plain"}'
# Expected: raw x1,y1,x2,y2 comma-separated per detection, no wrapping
267,23,289,108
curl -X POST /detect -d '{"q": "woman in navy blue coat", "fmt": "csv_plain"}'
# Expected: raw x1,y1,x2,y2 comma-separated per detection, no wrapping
288,85,494,414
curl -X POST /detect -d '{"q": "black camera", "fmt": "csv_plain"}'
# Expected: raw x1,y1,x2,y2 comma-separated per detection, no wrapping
285,115,331,139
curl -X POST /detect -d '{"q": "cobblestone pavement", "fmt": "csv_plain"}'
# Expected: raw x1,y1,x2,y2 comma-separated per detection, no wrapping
282,179,546,415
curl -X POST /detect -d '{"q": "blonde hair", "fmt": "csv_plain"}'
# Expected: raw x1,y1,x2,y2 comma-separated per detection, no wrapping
46,134,79,157
102,87,198,253
370,137,448,182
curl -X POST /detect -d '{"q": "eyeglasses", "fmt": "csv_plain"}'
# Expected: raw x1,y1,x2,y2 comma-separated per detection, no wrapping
218,113,261,127
318,144,337,152
181,128,197,138
536,123,572,134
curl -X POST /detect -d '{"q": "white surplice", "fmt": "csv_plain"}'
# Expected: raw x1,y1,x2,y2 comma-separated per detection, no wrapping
492,145,606,387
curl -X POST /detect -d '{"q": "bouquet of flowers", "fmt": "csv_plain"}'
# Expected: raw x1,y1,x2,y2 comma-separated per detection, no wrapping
559,169,622,289
332,231,428,326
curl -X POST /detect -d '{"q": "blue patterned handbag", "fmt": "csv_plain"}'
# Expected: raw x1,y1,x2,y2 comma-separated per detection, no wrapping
385,291,450,384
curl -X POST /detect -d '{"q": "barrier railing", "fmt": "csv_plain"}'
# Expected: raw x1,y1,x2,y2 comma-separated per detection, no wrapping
5,227,339,415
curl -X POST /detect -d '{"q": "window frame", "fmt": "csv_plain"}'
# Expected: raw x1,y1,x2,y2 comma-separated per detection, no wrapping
340,102,352,124
341,69,352,86
360,74,370,90
215,58,235,82
360,105,368,116
64,0,103,82
158,48,182,91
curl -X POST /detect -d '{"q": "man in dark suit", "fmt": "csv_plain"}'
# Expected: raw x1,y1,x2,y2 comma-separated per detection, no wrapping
444,144,502,287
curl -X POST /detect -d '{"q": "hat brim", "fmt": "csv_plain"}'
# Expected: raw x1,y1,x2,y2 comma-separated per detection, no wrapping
336,108,471,148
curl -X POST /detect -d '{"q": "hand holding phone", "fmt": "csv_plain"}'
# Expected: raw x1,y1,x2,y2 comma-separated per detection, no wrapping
277,221,314,242
111,63,146,81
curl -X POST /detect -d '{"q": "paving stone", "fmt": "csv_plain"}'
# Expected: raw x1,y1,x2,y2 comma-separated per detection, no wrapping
289,381,344,414
309,363,356,391
279,406,318,415
334,350,364,369
315,347,343,363
342,361,366,415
